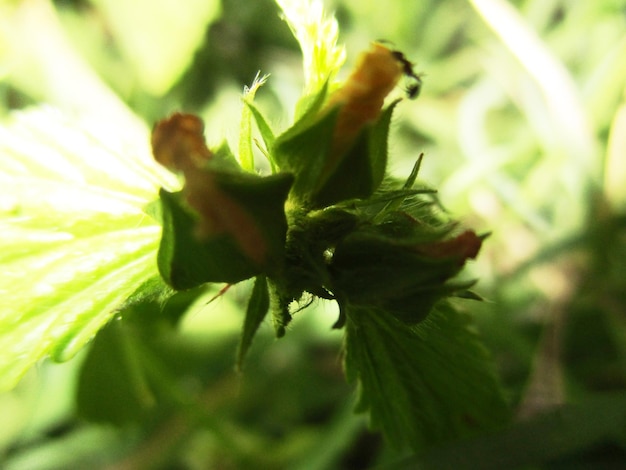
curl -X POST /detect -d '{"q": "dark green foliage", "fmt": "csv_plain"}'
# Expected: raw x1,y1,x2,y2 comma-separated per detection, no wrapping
388,392,626,470
344,302,509,451
4,0,626,468
272,106,340,203
331,230,479,325
311,100,399,207
152,81,508,451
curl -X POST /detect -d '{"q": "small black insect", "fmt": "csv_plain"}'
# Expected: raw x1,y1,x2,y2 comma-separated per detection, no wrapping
404,75,423,99
389,49,423,99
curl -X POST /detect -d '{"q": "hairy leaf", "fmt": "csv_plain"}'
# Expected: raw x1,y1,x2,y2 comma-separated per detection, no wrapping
344,302,509,451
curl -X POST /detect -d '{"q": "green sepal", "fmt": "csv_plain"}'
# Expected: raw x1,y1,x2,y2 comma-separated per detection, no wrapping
313,100,400,207
268,278,293,338
211,140,242,172
311,128,372,207
331,230,476,324
157,169,293,289
272,106,339,202
453,289,485,301
367,99,400,191
246,102,276,148
373,153,426,220
293,80,330,124
315,100,400,207
244,101,278,172
212,169,294,266
343,302,510,451
236,276,270,370
158,189,259,288
273,97,399,207
279,206,359,304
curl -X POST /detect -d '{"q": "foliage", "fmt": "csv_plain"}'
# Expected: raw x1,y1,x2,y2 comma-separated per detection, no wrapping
148,36,508,449
1,0,626,468
0,108,174,391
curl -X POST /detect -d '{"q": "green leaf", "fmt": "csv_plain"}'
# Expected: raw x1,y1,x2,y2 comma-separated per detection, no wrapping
312,101,399,207
245,101,278,172
273,106,339,202
246,101,276,150
236,275,270,370
239,74,269,172
343,302,510,451
77,319,156,425
78,285,231,425
331,230,478,324
91,0,222,95
0,107,174,391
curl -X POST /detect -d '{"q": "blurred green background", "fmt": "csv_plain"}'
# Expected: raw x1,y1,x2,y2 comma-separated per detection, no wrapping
1,0,626,468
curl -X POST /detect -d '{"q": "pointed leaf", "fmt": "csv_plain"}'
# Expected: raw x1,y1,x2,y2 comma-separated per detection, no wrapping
246,101,276,149
344,302,510,451
236,276,270,370
239,74,269,171
245,101,278,172
368,100,399,191
273,106,339,201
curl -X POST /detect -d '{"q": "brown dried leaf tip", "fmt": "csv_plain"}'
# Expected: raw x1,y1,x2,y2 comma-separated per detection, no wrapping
415,230,483,265
151,113,213,171
151,113,268,265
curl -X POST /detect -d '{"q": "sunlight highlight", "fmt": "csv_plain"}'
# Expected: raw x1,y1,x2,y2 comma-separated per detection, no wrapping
276,0,346,94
